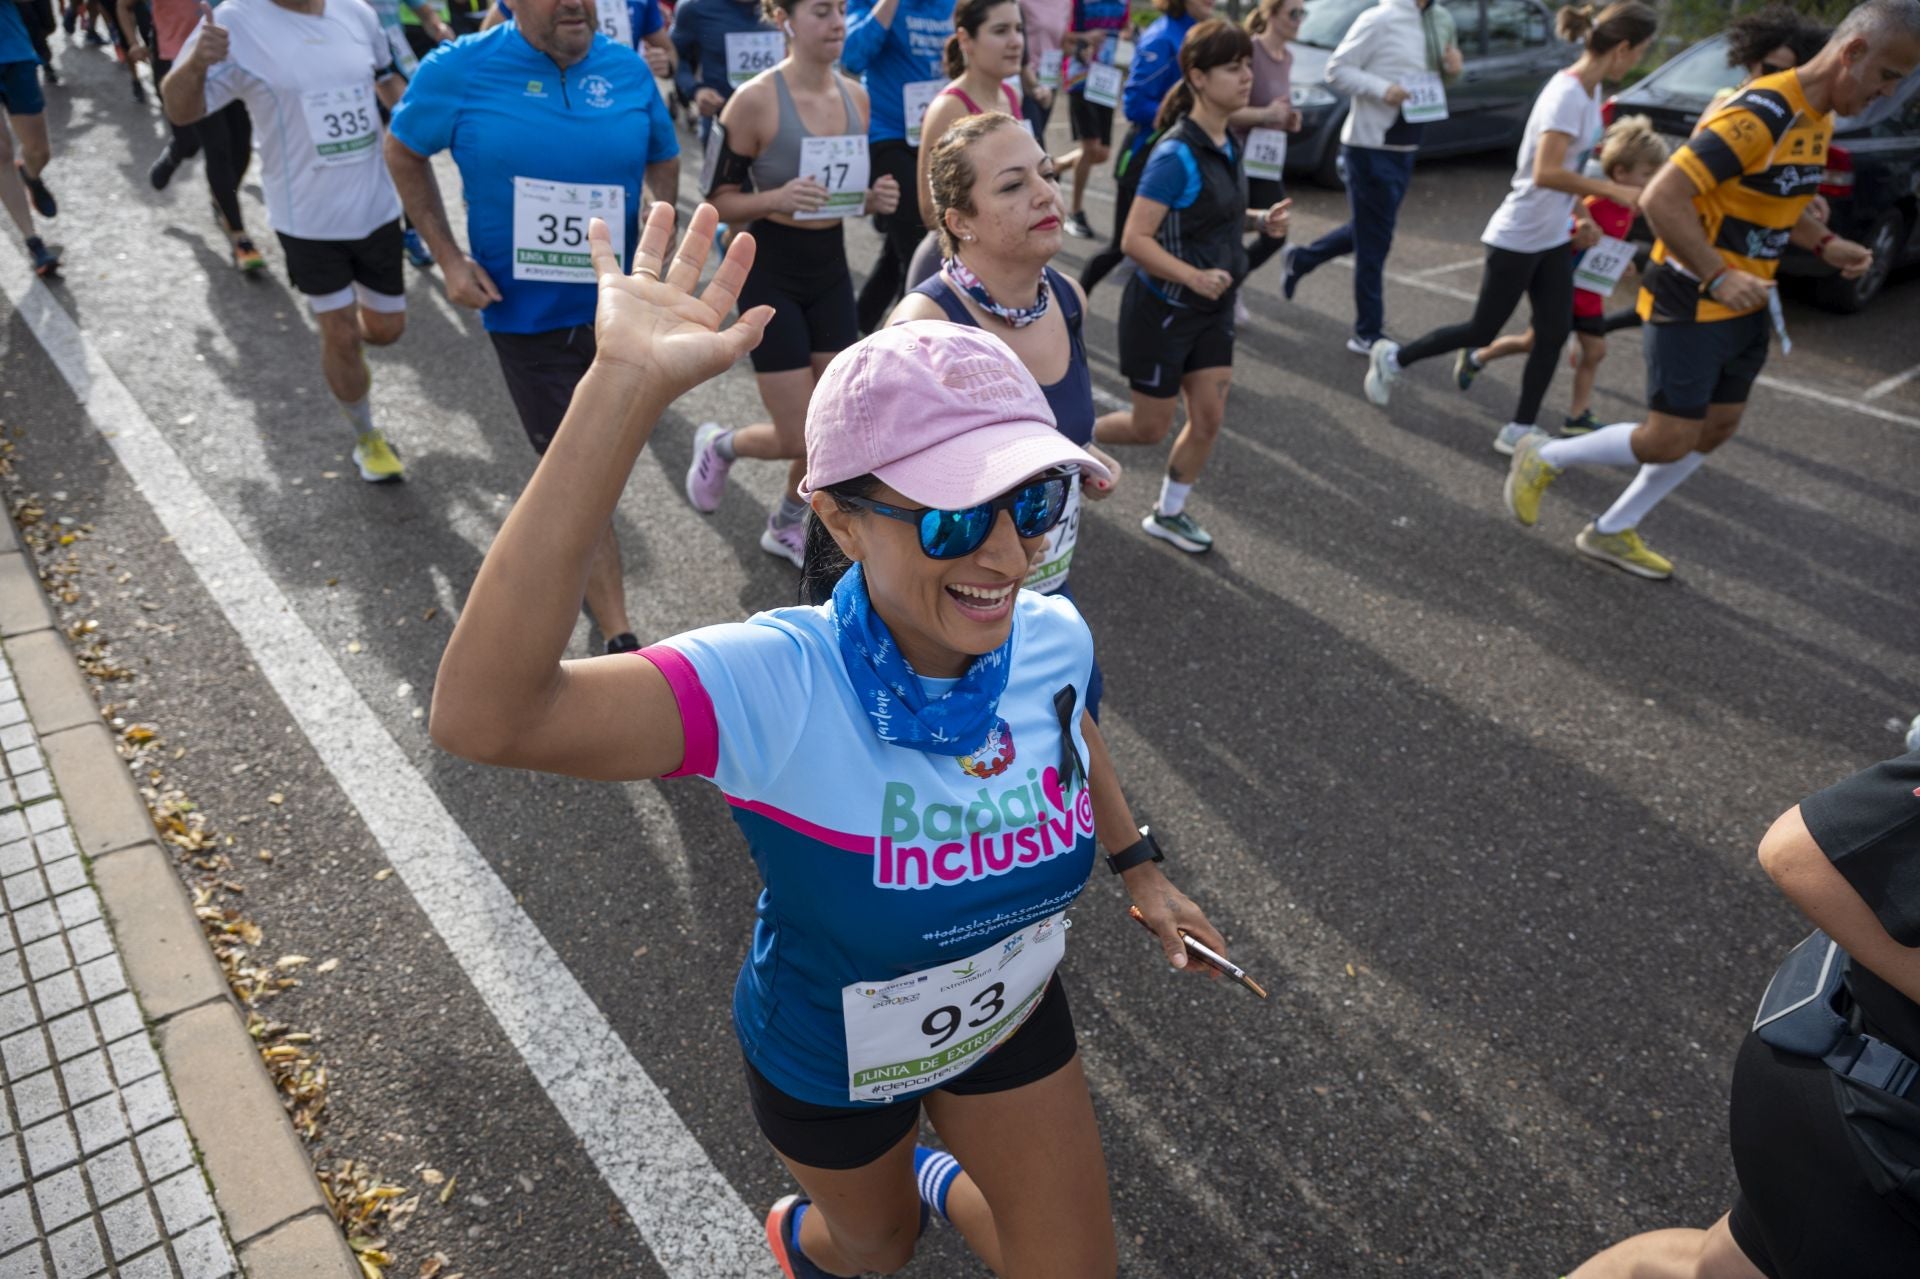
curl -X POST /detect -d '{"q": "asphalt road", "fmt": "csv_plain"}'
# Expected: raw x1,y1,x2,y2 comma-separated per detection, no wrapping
3,39,1918,1279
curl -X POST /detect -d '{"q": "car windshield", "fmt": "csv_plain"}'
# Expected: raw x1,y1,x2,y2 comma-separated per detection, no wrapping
1297,0,1377,49
1640,35,1746,101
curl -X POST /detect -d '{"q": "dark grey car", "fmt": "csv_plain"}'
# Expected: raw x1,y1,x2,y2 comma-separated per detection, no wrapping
1285,0,1576,188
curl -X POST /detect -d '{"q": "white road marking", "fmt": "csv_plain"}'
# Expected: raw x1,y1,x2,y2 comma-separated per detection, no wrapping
1863,359,1920,402
0,244,776,1277
1410,256,1485,278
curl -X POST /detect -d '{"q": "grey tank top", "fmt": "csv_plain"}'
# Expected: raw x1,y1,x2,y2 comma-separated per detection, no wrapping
750,71,862,195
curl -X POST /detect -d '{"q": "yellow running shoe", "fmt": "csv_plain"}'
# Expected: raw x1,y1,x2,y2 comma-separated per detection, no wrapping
1504,433,1561,527
352,431,406,484
1575,522,1672,580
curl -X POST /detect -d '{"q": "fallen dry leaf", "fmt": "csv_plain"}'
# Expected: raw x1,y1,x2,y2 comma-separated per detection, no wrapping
316,958,340,974
268,793,285,806
276,955,310,970
439,1175,457,1205
374,868,393,882
419,1168,444,1186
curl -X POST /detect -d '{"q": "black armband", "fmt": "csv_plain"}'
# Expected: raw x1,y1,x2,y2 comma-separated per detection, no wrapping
701,121,753,197
1106,826,1165,876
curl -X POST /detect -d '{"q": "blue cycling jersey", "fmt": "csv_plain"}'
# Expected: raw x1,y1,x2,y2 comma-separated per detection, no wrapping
0,1,38,65
389,24,678,334
643,591,1098,1107
843,0,950,142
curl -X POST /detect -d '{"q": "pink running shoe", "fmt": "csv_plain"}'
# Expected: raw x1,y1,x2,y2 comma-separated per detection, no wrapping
760,516,806,569
685,421,733,513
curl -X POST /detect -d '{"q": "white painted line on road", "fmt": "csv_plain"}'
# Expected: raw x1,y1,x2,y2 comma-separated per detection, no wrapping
0,244,776,1277
1410,257,1484,278
1323,256,1920,430
1863,360,1920,401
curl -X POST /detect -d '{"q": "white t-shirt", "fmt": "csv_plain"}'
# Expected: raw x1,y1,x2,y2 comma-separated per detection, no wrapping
183,0,403,241
1481,69,1602,254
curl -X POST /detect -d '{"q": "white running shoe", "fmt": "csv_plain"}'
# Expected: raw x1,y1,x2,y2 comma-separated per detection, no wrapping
1345,336,1375,356
760,518,805,569
1493,422,1545,456
1363,339,1400,407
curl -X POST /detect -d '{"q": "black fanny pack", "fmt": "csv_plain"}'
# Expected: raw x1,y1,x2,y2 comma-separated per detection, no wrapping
1753,930,1920,1099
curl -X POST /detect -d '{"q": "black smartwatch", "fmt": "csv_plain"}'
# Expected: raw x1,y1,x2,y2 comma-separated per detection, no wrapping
1106,825,1165,876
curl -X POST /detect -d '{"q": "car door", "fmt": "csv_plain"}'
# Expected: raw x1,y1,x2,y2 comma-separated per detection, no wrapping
1460,0,1565,151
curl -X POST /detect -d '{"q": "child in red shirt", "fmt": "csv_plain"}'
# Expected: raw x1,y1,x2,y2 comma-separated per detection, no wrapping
1456,116,1669,434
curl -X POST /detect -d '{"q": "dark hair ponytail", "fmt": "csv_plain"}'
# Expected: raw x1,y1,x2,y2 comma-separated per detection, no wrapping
1154,18,1254,133
798,475,881,606
1560,1,1657,55
945,0,1013,82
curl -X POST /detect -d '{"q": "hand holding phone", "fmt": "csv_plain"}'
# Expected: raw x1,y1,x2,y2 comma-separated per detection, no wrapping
1128,905,1268,999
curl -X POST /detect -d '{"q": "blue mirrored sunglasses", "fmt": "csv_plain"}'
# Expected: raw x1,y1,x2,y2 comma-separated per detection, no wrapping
839,472,1072,560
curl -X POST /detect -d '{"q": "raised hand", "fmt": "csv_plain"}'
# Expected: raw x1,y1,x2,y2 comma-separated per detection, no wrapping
588,202,772,399
191,1,228,65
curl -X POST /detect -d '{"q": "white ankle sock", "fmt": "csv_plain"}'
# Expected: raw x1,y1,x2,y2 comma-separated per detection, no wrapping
1158,476,1193,517
1539,422,1638,470
1595,452,1705,534
337,395,374,438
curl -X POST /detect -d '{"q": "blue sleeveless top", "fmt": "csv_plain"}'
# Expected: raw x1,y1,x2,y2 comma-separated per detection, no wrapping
910,266,1094,448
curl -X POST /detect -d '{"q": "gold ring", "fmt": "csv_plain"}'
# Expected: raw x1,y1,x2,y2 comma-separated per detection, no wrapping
635,266,660,281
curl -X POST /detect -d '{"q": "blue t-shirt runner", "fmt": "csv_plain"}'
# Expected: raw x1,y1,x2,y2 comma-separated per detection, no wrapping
842,0,950,143
641,591,1098,1106
389,22,678,334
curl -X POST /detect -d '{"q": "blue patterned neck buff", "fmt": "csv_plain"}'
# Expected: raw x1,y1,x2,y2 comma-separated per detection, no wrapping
943,254,1051,328
830,562,1014,756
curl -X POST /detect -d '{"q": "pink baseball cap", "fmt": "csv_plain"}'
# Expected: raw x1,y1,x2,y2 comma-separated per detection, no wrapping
799,320,1112,508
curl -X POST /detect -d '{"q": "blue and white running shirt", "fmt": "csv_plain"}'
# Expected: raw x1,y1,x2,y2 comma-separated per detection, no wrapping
642,590,1098,1107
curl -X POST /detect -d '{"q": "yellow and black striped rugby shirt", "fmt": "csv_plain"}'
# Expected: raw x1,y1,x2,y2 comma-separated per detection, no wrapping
1637,68,1832,324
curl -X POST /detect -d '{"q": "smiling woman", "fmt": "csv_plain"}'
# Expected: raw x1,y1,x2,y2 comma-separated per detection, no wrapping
429,203,1233,1279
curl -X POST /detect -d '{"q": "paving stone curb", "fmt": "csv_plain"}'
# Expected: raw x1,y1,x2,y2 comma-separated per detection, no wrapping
0,536,356,1279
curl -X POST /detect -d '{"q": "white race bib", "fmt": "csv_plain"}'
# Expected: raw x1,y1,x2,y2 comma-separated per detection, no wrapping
841,912,1067,1102
725,30,784,86
794,134,870,220
1244,126,1288,181
903,79,943,146
301,82,378,168
1573,234,1633,296
1400,71,1448,123
512,177,625,282
1035,49,1060,89
595,0,631,48
1024,476,1079,593
1083,62,1123,110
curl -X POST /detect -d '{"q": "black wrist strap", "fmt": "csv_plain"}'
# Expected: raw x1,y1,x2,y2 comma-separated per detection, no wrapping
1106,825,1164,876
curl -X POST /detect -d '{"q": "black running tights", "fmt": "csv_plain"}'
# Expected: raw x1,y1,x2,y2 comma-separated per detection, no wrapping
168,99,252,236
1395,241,1575,428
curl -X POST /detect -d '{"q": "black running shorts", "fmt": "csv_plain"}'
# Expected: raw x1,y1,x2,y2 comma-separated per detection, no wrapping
275,220,405,305
1643,308,1769,420
1726,1032,1920,1278
735,218,859,375
488,325,595,454
743,973,1078,1171
1118,274,1235,398
1068,89,1113,144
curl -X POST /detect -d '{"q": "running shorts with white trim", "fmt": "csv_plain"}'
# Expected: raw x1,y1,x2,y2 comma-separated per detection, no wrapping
276,221,406,310
734,218,858,375
1643,308,1768,419
1118,273,1235,398
742,972,1079,1170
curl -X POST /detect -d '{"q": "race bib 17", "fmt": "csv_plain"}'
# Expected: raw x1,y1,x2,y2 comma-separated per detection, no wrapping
794,134,870,220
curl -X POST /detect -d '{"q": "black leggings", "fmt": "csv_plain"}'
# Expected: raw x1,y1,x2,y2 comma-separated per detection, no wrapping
1079,122,1147,294
1396,241,1575,428
855,138,925,334
164,94,252,236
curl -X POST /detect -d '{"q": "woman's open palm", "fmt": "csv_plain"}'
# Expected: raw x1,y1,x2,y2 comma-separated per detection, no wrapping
589,202,773,400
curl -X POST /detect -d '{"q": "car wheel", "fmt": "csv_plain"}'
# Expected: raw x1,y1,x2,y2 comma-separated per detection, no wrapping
1813,211,1904,313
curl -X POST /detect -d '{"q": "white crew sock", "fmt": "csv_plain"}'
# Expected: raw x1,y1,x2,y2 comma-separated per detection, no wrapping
1157,476,1193,517
1539,422,1639,470
1594,452,1705,535
336,395,375,439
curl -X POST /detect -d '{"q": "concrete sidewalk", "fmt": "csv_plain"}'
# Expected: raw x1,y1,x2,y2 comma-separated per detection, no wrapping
0,516,355,1277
